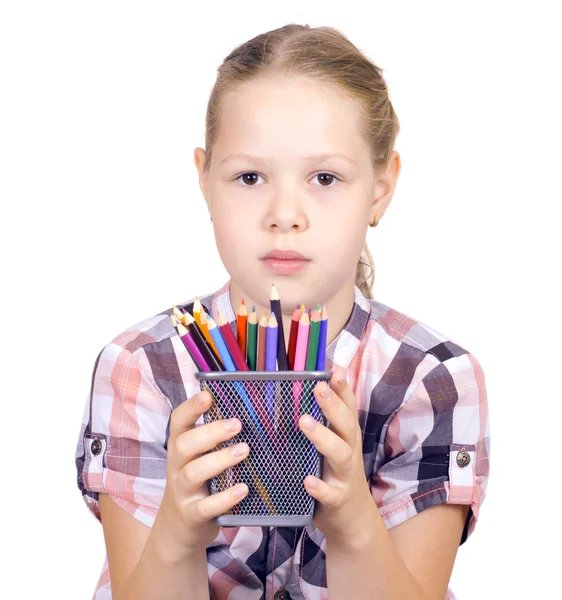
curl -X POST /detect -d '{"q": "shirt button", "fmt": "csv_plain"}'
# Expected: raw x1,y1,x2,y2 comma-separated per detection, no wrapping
456,450,471,468
274,590,291,600
91,438,102,456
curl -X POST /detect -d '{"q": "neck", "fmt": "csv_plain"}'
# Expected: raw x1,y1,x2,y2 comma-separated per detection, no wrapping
228,278,356,351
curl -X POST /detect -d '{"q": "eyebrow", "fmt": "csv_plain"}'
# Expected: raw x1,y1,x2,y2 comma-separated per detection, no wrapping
218,153,357,167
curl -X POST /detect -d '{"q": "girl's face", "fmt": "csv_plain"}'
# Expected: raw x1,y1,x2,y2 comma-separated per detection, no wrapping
195,76,395,311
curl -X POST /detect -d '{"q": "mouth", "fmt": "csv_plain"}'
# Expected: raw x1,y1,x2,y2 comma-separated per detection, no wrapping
260,249,311,275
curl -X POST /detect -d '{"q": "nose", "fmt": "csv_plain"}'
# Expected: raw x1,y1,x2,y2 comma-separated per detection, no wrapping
263,190,308,233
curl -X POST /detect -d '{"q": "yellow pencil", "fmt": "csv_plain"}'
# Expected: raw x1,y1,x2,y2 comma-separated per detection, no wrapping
200,308,220,357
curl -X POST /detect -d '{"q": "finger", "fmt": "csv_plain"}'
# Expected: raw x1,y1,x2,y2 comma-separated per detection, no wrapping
177,440,250,496
299,414,353,479
169,389,213,444
329,369,357,415
311,380,357,446
169,414,242,474
188,482,249,524
304,475,345,509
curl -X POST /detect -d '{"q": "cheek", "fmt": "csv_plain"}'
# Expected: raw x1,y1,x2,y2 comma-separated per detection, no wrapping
320,212,367,263
214,219,256,271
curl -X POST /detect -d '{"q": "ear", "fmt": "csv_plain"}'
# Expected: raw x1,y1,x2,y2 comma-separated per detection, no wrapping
370,150,401,223
194,147,210,210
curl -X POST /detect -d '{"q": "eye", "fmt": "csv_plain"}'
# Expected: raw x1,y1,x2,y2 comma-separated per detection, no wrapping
311,172,340,187
234,172,264,186
234,171,341,187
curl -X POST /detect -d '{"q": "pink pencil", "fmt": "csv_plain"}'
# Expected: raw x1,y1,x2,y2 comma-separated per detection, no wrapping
292,310,310,428
293,310,310,371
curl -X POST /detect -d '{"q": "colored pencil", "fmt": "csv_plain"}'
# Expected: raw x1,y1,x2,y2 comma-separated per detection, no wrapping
247,306,258,370
207,316,266,435
192,296,203,325
305,309,321,370
257,312,268,371
237,299,248,361
292,310,310,433
293,310,310,371
287,306,301,370
172,305,184,322
191,306,276,509
199,309,221,357
172,316,210,372
316,305,328,370
218,311,250,371
265,312,278,423
265,313,278,371
269,284,289,370
206,316,236,371
181,311,224,372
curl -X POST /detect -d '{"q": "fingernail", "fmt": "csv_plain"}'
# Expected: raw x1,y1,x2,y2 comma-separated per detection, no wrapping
196,392,208,405
303,415,318,430
224,418,241,432
318,383,331,399
231,442,248,456
233,483,248,497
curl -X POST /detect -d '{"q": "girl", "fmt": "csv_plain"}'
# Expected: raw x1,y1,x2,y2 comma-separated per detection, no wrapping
75,23,490,600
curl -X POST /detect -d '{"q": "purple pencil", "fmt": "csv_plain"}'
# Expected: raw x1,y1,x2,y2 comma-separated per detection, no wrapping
172,316,210,371
265,313,278,424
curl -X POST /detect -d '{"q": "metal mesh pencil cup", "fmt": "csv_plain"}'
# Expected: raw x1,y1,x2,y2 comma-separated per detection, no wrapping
195,370,332,527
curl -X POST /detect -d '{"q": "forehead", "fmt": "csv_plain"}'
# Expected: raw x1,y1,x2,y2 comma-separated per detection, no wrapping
214,76,367,161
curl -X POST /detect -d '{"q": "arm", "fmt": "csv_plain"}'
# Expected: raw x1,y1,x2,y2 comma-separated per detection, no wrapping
326,501,469,600
99,493,210,600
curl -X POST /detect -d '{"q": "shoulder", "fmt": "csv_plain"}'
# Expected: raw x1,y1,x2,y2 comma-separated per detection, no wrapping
362,296,475,363
352,296,487,415
105,290,215,355
92,290,217,410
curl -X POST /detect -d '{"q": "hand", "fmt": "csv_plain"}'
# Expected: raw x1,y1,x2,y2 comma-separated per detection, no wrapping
298,369,375,543
154,389,250,560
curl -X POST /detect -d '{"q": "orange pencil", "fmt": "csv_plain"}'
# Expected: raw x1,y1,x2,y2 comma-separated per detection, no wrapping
257,312,268,371
192,296,203,327
199,308,220,357
218,311,249,370
237,299,248,360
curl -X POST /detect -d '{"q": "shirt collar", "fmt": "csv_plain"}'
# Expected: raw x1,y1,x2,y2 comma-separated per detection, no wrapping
208,278,371,369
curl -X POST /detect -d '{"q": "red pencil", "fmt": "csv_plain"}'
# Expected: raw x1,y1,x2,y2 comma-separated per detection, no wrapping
287,306,302,370
217,311,249,371
237,299,248,361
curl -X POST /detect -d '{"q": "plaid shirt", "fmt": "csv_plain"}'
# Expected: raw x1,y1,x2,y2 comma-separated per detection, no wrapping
75,279,490,600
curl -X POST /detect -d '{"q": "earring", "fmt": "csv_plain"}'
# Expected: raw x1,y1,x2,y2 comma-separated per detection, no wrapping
369,215,379,227
210,216,213,222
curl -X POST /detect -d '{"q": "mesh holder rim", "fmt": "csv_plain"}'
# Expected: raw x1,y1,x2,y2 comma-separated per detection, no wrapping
194,370,332,527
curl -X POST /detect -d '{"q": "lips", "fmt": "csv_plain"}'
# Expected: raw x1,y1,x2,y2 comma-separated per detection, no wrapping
261,250,310,261
260,250,311,275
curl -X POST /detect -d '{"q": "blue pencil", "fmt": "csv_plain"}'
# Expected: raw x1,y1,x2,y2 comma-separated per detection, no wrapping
315,305,328,370
207,316,266,437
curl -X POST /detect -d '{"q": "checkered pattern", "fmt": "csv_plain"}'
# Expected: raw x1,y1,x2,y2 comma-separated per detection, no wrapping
75,280,490,599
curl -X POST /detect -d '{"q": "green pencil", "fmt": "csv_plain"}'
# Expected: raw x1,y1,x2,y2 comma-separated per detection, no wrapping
305,308,321,370
247,305,258,370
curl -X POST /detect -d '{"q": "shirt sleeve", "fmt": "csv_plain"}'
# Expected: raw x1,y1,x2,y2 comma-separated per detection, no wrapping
370,352,490,545
74,341,172,528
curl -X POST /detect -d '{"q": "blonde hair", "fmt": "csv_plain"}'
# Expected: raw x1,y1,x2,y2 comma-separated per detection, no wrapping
202,24,400,299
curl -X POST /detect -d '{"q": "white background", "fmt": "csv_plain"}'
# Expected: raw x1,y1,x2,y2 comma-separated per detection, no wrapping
1,1,560,598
